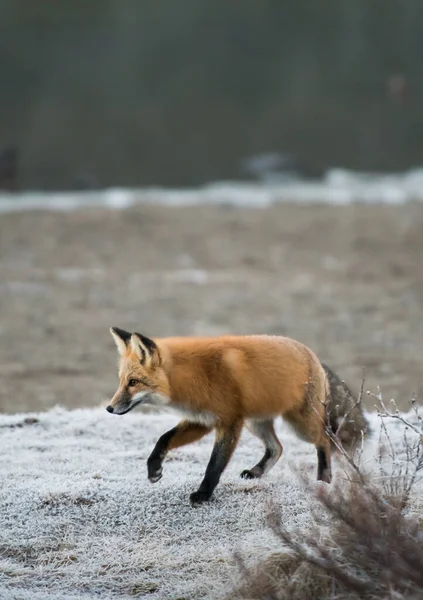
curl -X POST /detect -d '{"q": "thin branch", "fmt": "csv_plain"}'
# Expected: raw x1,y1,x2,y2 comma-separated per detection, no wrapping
372,392,423,437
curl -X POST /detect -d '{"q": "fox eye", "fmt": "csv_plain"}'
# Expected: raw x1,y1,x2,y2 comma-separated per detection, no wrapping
128,379,139,387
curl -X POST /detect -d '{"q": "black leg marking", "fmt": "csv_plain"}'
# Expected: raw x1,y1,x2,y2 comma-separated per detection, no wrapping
190,422,242,506
240,419,282,479
241,449,272,479
317,446,332,483
147,426,178,483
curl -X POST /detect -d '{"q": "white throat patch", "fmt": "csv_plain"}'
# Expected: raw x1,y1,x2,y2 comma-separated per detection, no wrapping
132,391,170,407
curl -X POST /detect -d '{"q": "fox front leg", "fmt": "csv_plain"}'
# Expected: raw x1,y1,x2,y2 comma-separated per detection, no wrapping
147,420,212,482
190,421,243,506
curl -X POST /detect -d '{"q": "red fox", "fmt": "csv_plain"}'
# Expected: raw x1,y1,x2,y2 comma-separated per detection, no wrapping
107,327,369,506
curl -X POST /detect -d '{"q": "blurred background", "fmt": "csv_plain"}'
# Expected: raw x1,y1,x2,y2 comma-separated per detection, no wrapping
0,1,422,413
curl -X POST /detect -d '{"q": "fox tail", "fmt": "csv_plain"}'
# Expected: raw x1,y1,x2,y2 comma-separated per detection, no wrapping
322,363,371,452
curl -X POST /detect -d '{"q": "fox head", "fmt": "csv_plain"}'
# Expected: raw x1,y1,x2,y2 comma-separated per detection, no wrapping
107,327,171,415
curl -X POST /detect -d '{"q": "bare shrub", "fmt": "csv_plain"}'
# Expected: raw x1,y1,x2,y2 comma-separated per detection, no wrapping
229,392,423,600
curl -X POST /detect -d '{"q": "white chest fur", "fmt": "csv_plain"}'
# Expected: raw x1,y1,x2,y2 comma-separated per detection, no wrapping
171,405,217,428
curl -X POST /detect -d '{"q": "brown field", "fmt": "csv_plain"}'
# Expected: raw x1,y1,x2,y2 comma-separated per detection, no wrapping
0,200,422,414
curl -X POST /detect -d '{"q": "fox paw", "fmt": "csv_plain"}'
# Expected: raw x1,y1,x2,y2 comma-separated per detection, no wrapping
240,468,261,479
189,490,211,506
148,467,163,483
147,456,163,483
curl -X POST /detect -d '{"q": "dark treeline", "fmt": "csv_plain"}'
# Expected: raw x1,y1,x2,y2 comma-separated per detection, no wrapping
1,0,422,191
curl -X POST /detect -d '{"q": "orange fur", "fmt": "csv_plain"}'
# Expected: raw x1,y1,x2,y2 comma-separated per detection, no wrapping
162,335,327,420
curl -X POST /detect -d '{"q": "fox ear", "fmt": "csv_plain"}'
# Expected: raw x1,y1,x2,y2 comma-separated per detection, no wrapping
110,327,132,356
130,332,159,366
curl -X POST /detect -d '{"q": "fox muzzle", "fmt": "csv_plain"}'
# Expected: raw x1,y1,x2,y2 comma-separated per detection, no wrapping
106,391,151,415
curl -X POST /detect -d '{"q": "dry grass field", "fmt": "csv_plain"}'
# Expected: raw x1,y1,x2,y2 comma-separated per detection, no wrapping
0,199,422,414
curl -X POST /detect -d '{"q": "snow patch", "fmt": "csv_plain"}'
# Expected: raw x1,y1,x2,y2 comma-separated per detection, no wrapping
2,167,423,213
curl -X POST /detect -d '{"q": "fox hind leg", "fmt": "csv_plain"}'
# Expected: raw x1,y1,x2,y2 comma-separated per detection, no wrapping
284,404,332,484
241,419,283,479
317,437,332,484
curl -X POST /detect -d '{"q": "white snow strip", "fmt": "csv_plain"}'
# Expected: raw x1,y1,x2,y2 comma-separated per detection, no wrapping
0,407,422,599
2,167,423,213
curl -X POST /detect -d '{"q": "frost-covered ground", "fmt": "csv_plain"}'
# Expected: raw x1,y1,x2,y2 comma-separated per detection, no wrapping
1,407,422,600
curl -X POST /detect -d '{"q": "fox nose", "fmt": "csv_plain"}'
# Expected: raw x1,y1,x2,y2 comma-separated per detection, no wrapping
106,405,114,413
